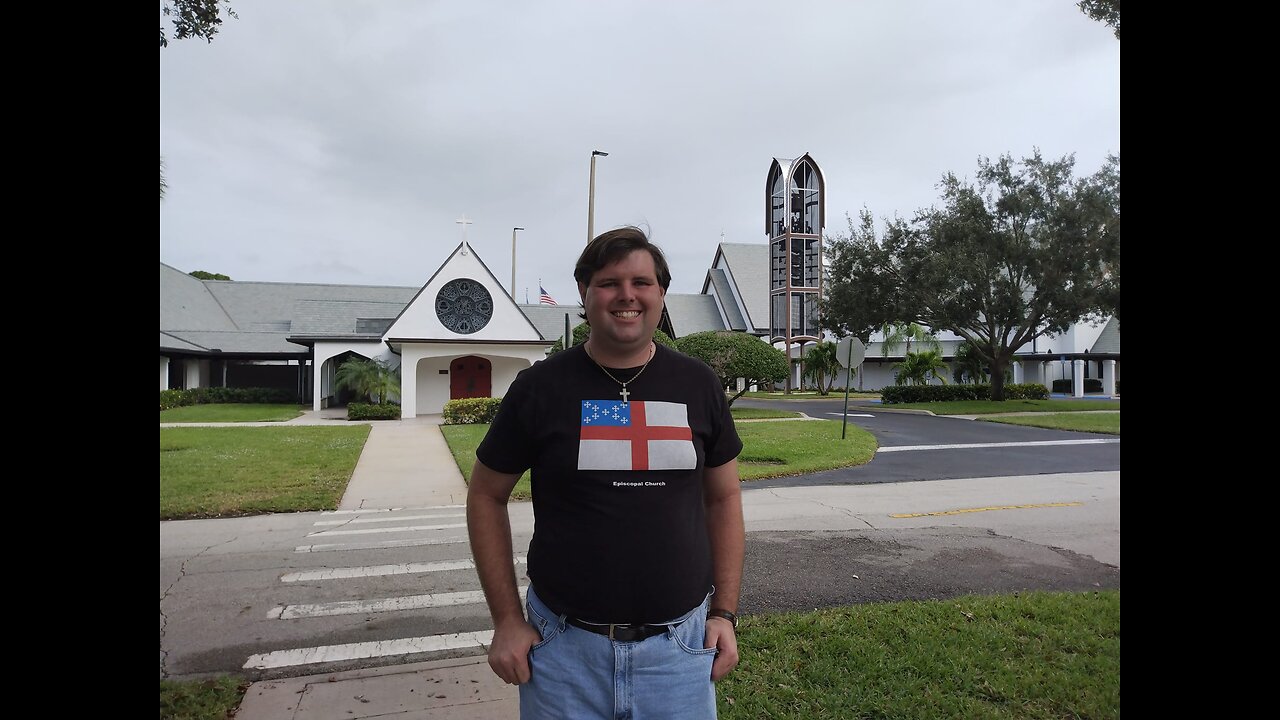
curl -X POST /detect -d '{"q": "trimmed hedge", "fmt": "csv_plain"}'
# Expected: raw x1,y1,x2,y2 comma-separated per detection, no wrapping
1051,378,1104,393
159,386,296,411
444,397,503,425
880,383,1049,404
348,402,401,420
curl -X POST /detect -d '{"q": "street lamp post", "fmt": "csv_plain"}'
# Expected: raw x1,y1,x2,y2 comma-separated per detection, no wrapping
510,227,524,299
587,150,608,243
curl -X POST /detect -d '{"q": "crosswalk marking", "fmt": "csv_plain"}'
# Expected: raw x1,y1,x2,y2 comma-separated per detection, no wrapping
268,586,528,619
281,557,525,582
243,630,496,670
321,505,465,515
306,522,467,537
312,512,464,526
295,536,467,553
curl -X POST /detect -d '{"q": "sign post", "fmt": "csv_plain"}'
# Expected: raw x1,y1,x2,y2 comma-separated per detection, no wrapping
836,337,866,439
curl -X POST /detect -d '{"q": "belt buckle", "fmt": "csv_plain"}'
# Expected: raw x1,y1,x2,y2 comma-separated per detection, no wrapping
608,623,623,641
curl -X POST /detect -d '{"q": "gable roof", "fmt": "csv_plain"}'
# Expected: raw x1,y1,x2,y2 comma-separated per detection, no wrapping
704,267,747,331
159,263,236,332
714,243,768,333
663,293,727,337
1091,316,1121,353
383,242,545,344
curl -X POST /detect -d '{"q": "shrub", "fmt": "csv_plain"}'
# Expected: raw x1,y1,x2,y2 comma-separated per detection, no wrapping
444,397,503,424
159,386,295,411
160,389,192,411
347,402,401,420
880,383,1049,404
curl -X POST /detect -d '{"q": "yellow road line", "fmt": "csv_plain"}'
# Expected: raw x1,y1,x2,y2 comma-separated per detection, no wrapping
890,502,1083,518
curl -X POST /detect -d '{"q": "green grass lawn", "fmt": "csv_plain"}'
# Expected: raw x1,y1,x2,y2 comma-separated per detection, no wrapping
160,676,246,720
735,420,875,479
160,403,308,423
730,407,803,419
891,399,1119,414
440,424,533,499
159,426,371,519
718,590,1120,719
160,590,1118,720
981,413,1120,435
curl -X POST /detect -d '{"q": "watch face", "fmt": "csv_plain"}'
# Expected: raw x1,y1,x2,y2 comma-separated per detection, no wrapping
435,278,493,334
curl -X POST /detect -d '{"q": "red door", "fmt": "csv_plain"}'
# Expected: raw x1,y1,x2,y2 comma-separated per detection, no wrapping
450,356,492,399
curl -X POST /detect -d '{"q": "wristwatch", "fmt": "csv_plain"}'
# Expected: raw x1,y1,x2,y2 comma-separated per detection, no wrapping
707,608,738,629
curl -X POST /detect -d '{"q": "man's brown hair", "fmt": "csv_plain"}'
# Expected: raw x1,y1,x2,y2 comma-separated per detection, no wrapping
574,226,672,291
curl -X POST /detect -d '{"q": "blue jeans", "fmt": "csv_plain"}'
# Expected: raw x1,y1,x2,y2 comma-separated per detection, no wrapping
520,585,718,720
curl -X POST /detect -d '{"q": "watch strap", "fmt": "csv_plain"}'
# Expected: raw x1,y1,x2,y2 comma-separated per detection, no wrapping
707,608,738,628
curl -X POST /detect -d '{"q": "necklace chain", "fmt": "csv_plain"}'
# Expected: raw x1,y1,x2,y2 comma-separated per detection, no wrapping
585,343,654,403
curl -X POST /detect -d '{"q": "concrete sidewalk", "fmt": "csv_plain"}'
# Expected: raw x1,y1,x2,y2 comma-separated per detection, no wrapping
236,656,516,719
233,409,517,719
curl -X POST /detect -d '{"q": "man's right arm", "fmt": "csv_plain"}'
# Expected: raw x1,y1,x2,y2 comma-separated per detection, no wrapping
467,459,541,685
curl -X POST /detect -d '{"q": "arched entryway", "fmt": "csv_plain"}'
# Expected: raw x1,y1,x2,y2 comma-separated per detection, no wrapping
450,355,492,399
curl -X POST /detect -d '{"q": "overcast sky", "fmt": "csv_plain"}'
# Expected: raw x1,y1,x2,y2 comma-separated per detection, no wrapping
159,0,1119,304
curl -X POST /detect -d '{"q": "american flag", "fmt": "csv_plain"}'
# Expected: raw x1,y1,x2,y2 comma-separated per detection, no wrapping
539,285,557,305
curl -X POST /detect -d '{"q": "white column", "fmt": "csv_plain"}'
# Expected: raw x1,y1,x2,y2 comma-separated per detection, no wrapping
184,360,201,389
400,350,418,419
1103,359,1117,396
1012,361,1023,384
160,357,170,391
1072,359,1085,397
1042,361,1052,392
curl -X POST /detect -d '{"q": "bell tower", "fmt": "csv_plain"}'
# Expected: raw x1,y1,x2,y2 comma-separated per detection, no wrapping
766,154,825,392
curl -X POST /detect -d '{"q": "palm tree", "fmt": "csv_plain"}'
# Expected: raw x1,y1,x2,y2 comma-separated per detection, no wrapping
894,349,949,386
334,358,401,404
802,341,840,395
879,322,940,358
952,340,987,384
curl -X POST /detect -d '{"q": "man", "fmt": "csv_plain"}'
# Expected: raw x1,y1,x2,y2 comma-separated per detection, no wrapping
467,226,745,719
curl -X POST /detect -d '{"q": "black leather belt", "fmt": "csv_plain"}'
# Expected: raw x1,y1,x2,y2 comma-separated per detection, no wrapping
565,616,683,642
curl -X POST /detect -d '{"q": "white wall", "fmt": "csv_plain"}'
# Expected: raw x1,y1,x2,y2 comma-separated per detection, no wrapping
311,341,394,411
1037,317,1111,355
402,343,546,417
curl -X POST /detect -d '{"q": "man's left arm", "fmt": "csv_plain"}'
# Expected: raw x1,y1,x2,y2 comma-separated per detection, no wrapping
703,457,744,682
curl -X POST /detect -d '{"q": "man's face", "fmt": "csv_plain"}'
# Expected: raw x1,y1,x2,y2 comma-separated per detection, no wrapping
578,250,666,358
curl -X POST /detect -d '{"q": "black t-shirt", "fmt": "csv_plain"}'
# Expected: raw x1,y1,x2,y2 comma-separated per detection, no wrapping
476,343,742,623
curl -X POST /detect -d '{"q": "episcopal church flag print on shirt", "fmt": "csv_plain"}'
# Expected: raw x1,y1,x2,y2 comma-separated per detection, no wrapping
579,400,696,470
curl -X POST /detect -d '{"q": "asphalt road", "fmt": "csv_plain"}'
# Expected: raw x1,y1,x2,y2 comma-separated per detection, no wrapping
735,397,1120,487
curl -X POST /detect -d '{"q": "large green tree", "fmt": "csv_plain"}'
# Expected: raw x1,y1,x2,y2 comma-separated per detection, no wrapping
676,331,788,405
825,151,1119,401
161,0,238,47
1077,0,1120,40
822,209,902,343
189,270,232,281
